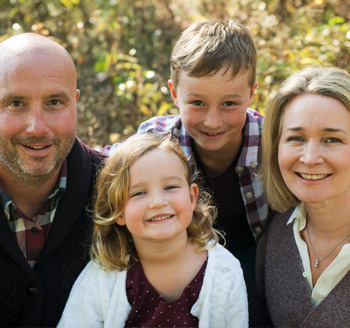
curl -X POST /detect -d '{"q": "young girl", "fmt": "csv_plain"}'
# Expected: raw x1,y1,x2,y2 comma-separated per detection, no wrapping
58,133,248,328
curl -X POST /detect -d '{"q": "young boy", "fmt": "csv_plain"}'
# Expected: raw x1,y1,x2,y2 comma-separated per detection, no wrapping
104,20,270,326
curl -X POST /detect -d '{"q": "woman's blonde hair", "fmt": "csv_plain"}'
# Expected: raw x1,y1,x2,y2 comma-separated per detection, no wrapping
91,133,219,271
260,66,350,212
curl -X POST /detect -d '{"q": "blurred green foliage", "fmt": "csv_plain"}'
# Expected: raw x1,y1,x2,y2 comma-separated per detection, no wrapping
1,0,350,147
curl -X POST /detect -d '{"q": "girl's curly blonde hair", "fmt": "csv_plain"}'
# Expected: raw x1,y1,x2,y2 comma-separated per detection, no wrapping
91,133,220,271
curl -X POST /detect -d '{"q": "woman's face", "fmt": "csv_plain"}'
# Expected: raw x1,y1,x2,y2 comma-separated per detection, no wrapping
278,94,350,207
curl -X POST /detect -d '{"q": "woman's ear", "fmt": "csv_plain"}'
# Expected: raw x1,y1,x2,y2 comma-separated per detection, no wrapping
116,215,126,226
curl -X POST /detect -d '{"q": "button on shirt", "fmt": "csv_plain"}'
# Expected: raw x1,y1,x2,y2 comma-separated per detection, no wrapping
0,161,67,268
288,203,350,306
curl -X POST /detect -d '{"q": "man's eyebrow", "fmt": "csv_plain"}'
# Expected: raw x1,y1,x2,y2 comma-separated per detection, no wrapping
0,95,25,105
1,95,26,100
47,93,70,99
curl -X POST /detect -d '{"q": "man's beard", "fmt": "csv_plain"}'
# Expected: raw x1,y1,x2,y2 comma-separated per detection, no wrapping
0,134,75,188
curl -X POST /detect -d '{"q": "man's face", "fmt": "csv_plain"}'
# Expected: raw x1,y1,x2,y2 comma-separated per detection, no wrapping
169,67,257,157
0,52,79,186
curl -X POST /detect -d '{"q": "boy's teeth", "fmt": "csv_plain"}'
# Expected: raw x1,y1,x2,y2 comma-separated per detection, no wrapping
207,133,218,136
149,215,171,221
300,173,328,180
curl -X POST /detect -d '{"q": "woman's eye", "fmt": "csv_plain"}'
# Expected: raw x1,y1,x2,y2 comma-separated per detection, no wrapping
287,136,304,142
325,137,341,143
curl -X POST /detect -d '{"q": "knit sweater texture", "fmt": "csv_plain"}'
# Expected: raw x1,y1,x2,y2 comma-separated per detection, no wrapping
0,138,106,327
256,209,350,328
58,242,248,328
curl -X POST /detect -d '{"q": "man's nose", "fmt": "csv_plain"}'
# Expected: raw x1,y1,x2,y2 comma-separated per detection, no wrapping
25,106,50,136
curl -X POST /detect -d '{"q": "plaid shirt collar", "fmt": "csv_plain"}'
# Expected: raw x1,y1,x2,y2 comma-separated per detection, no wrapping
136,110,262,175
0,160,67,221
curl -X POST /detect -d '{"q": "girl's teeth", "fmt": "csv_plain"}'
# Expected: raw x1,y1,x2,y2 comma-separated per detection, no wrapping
149,215,171,221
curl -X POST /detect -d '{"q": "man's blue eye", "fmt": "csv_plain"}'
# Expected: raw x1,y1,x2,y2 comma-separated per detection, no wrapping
49,99,61,105
10,101,22,107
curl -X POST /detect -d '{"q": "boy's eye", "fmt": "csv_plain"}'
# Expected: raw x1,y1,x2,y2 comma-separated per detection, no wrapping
192,100,204,106
223,101,236,107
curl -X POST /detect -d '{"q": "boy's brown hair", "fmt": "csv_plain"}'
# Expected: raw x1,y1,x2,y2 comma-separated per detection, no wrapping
170,20,257,89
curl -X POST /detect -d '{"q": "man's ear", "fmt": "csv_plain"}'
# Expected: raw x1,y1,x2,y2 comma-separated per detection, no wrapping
168,79,179,107
75,89,80,101
116,216,126,226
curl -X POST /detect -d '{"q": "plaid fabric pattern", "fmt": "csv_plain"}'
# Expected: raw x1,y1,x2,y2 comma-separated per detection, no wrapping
134,109,269,239
0,160,67,267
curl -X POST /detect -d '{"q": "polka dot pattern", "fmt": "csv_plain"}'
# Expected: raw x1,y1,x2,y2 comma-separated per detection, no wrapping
125,260,207,327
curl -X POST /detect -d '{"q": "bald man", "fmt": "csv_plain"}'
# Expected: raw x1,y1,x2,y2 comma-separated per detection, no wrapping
0,33,106,327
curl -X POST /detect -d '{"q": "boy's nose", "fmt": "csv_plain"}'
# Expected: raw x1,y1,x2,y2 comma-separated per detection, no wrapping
203,108,222,130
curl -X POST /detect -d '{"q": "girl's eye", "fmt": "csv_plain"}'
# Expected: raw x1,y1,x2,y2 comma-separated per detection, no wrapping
223,101,236,107
130,191,145,197
192,100,204,106
165,185,178,190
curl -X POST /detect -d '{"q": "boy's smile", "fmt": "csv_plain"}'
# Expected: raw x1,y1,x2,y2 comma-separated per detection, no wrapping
169,67,257,162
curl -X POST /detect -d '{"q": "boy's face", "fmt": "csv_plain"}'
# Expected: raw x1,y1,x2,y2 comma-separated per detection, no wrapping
169,67,257,157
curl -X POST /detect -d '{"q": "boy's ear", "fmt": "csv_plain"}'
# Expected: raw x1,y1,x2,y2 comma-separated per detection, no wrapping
168,79,179,106
116,216,126,226
190,183,199,212
248,80,258,105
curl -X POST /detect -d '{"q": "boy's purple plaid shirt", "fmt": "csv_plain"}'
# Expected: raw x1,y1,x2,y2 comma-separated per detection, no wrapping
103,108,268,239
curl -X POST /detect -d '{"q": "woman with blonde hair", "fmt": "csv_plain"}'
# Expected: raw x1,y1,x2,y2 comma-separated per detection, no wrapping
257,66,350,327
59,133,248,328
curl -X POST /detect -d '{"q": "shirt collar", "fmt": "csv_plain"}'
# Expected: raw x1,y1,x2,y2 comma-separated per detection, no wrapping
0,160,68,219
287,202,307,229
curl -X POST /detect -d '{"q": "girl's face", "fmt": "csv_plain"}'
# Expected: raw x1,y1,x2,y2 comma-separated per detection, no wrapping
278,94,350,208
117,148,198,246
